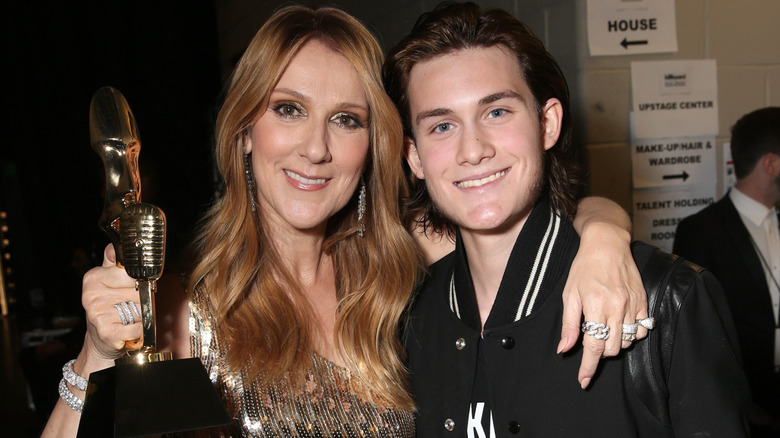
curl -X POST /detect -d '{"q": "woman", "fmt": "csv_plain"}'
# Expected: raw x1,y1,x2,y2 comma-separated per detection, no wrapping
43,5,645,437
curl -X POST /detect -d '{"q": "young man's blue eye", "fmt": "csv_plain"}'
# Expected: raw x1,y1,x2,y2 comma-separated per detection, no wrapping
434,122,452,133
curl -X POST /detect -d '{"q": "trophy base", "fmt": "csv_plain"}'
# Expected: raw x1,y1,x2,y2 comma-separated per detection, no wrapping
115,348,173,365
77,357,232,438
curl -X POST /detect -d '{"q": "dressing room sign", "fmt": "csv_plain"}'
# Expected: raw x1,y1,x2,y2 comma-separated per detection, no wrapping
632,185,716,252
587,0,678,56
631,59,718,139
631,136,716,188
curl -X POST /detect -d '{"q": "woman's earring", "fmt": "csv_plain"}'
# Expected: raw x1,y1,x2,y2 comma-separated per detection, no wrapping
357,179,366,237
244,151,257,212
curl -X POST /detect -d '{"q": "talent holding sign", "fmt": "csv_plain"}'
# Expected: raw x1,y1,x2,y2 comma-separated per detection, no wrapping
632,186,717,252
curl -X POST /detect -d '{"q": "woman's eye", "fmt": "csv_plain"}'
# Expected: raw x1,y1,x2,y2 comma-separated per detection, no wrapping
432,122,452,134
274,103,304,119
488,108,507,118
331,113,363,129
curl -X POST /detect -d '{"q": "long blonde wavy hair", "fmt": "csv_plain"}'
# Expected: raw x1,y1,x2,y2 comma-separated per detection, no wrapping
188,6,423,410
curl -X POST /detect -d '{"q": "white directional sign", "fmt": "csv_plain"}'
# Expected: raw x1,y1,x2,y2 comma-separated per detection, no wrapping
633,185,717,252
631,136,716,188
631,59,719,139
587,0,678,56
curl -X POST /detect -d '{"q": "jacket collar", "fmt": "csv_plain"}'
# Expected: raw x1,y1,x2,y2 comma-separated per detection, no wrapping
449,199,579,330
730,186,776,227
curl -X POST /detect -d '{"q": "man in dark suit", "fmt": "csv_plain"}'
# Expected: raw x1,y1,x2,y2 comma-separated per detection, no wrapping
674,106,780,436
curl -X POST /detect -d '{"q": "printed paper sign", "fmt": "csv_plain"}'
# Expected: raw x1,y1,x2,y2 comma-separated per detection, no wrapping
631,59,718,139
587,0,678,56
632,185,716,252
631,136,716,188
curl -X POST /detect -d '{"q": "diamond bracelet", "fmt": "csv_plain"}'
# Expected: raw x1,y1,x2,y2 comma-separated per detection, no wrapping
59,359,86,413
62,359,87,391
58,378,84,413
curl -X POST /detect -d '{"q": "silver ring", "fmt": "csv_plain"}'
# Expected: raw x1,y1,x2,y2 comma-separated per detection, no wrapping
621,333,637,342
120,302,135,325
127,301,141,318
581,321,610,341
114,301,140,325
114,304,128,325
622,323,639,334
636,317,656,330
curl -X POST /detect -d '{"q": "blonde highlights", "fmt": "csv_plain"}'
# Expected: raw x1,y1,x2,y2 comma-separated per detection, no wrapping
189,6,422,410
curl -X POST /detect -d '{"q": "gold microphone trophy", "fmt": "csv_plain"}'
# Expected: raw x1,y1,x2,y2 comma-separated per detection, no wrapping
77,86,230,437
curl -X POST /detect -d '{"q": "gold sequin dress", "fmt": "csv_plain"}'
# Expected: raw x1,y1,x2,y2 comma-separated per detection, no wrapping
189,290,415,437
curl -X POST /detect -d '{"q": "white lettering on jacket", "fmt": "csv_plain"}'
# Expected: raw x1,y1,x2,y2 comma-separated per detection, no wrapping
467,403,496,438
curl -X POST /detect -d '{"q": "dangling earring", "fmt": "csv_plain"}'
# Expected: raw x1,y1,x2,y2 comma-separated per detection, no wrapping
357,178,366,237
243,151,257,212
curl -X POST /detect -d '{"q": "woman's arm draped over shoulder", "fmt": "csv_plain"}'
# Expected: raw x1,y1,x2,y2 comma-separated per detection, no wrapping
564,196,649,389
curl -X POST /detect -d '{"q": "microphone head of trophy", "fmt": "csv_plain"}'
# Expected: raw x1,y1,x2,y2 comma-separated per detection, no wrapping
78,87,232,437
89,86,142,265
119,203,166,281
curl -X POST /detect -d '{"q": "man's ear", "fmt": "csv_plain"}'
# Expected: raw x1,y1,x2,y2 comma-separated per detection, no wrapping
404,137,425,179
541,98,563,151
761,152,780,178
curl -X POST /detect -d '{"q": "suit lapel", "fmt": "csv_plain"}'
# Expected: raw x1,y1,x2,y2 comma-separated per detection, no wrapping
716,196,771,297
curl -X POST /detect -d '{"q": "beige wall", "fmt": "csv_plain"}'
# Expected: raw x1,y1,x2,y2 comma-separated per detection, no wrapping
576,0,780,212
212,1,577,91
214,0,780,214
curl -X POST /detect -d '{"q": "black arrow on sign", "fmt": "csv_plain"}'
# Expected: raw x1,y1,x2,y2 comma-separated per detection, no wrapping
663,171,689,181
621,38,649,49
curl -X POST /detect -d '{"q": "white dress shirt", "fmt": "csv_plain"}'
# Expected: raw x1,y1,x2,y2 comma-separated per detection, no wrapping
730,187,780,365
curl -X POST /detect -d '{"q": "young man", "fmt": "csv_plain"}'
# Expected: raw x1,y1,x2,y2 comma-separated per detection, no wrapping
674,107,780,436
384,2,750,436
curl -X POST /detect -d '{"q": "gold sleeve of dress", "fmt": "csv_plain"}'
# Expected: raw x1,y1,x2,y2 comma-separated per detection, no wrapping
188,289,415,437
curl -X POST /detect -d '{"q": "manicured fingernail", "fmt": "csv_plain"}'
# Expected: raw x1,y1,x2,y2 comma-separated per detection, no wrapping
556,339,565,354
580,377,591,390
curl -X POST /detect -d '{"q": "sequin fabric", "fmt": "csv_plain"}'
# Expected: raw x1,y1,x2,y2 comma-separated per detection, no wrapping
189,289,415,437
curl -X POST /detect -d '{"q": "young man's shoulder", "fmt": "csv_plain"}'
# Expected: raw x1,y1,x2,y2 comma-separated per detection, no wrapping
412,251,456,303
630,240,718,312
427,250,455,278
631,241,699,276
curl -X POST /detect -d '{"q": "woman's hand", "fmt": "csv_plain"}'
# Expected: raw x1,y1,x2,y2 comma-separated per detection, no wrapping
562,198,649,389
42,244,142,437
80,243,143,372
